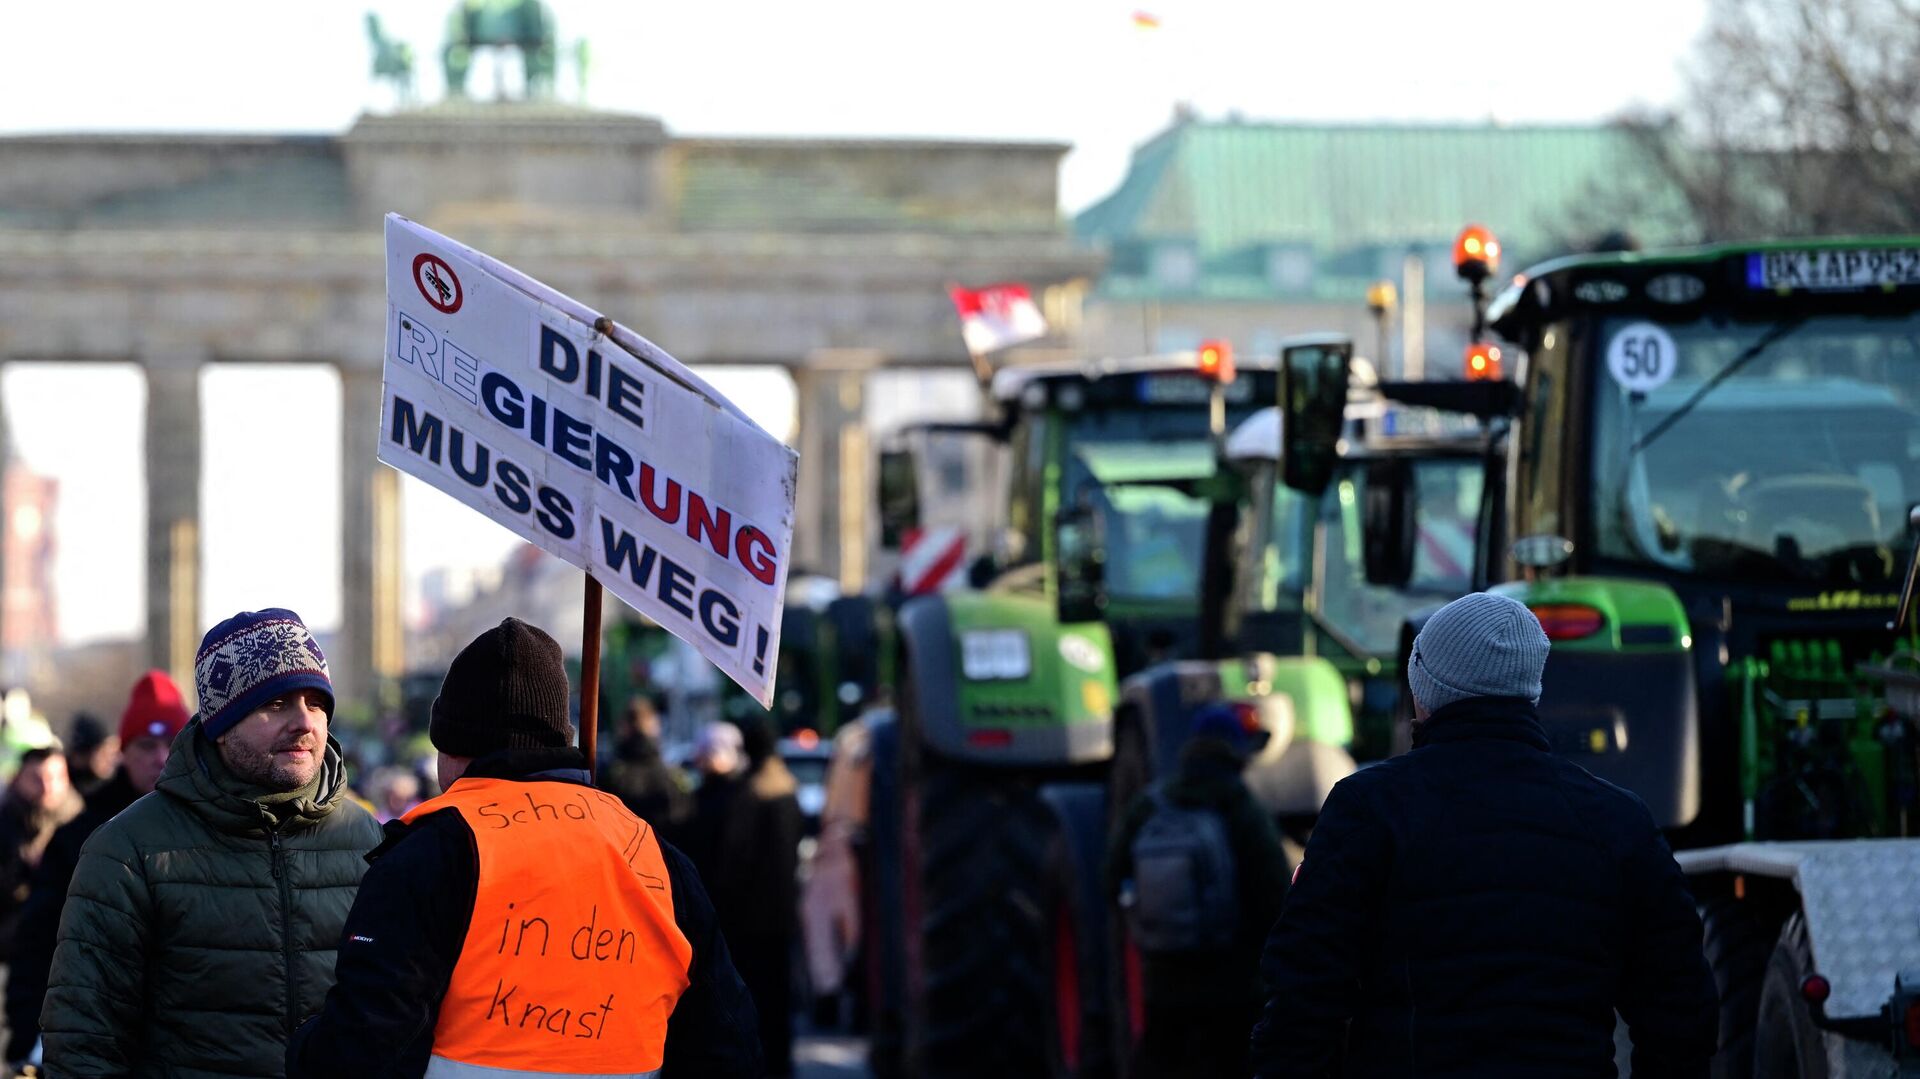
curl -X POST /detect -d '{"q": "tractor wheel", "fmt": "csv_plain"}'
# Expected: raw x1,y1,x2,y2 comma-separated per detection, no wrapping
863,713,908,1079
910,759,1055,1078
1041,782,1117,1079
1106,705,1154,838
1703,894,1773,1079
1103,707,1153,1076
1106,908,1148,1079
1753,913,1898,1079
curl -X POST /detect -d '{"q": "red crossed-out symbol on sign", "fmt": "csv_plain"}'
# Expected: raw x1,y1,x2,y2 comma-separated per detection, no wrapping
412,252,463,314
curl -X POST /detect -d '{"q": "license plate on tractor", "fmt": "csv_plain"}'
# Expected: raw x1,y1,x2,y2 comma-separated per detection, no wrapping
1747,248,1920,291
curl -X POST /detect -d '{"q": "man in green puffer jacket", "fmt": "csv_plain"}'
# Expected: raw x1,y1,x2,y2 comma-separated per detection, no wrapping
40,608,384,1078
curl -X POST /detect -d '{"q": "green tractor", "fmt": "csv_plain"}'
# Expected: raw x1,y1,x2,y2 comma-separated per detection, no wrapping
1098,348,1516,1069
861,335,1523,1077
1337,236,1920,1078
861,344,1283,1078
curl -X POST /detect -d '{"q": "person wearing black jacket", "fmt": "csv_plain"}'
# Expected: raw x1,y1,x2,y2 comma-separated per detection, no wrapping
1106,704,1290,1079
689,715,804,1078
287,618,760,1079
1252,592,1717,1079
5,670,190,1065
599,692,691,839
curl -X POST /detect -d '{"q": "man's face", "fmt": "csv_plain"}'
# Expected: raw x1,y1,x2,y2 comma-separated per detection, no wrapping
216,688,329,792
123,735,172,795
697,744,740,777
86,740,121,780
13,755,67,810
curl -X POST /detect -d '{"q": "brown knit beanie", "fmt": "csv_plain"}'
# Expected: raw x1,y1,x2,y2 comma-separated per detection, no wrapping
430,618,575,757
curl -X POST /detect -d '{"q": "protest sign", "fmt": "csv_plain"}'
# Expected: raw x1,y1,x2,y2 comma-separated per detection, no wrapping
380,214,798,707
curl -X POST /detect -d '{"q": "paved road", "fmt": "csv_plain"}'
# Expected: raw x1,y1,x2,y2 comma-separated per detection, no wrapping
795,1032,869,1079
795,1021,1629,1077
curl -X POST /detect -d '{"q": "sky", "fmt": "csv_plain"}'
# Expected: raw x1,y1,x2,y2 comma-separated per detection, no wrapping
1,0,1710,645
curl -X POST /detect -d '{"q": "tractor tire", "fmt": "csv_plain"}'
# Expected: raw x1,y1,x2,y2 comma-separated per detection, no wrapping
1703,894,1773,1079
864,713,908,1079
1102,707,1154,1076
910,758,1056,1078
1754,913,1898,1079
1041,781,1117,1079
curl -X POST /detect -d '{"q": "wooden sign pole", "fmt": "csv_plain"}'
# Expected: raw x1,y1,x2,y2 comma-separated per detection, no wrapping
580,574,604,780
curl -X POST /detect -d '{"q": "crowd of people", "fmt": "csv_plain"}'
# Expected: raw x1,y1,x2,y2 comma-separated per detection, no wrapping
0,608,803,1079
0,592,1721,1077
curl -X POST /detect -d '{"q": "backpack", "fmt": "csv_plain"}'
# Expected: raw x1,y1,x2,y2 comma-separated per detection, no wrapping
1126,786,1240,953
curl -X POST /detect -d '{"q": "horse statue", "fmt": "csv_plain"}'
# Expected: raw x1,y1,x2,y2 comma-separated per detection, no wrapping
366,12,417,105
443,0,558,99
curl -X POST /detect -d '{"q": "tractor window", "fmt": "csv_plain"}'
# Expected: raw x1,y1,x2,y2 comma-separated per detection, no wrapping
1056,402,1263,605
1247,477,1311,612
1064,436,1217,604
1590,312,1920,586
1316,458,1484,656
1516,327,1572,542
1095,482,1211,601
1003,414,1049,567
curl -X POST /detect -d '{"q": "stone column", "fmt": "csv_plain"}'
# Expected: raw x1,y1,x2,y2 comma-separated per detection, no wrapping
338,365,403,719
792,357,875,590
0,365,11,683
145,353,202,693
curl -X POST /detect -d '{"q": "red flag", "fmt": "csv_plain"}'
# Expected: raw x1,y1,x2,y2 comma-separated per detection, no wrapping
948,283,1048,356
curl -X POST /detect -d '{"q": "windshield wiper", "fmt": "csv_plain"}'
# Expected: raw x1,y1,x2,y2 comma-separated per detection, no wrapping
1630,318,1807,456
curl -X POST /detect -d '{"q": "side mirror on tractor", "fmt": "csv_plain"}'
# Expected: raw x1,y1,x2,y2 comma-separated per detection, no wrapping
878,448,921,550
1362,458,1418,588
1055,502,1108,625
1280,335,1354,496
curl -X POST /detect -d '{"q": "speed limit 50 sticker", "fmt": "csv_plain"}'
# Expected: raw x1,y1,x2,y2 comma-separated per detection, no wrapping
1606,322,1678,393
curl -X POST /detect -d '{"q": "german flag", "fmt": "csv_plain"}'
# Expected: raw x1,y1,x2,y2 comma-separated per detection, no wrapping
1132,10,1161,29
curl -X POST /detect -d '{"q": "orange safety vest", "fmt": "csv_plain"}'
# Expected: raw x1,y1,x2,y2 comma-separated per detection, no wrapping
402,778,694,1078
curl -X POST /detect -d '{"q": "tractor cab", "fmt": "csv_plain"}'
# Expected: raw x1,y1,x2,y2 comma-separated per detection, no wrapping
1105,335,1515,848
1225,402,1500,757
877,343,1276,697
1484,241,1920,843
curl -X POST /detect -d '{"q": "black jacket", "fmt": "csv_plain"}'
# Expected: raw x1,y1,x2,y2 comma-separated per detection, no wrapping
0,785,81,963
1105,736,1290,1007
688,759,804,944
285,747,761,1079
4,769,142,1060
599,733,692,840
1251,697,1716,1079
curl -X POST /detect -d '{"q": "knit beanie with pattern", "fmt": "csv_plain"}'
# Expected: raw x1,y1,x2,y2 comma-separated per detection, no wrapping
430,617,575,758
1407,592,1551,714
195,609,334,739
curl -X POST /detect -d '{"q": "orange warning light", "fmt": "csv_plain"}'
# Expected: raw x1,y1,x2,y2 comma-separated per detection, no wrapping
1453,224,1502,283
1464,341,1503,381
1197,339,1235,383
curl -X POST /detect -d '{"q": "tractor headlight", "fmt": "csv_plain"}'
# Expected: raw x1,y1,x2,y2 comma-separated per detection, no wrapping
961,629,1031,681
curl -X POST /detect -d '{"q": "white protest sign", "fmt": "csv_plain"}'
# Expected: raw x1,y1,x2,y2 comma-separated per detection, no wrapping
379,214,798,707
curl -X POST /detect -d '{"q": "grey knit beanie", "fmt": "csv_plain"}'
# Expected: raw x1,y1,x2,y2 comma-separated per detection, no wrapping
1407,592,1551,713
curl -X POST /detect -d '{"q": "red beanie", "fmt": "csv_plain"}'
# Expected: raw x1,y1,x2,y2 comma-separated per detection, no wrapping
120,670,191,746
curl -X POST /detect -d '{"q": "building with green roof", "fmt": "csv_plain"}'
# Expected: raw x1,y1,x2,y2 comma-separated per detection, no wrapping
1073,115,1690,374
